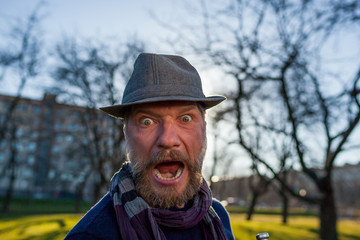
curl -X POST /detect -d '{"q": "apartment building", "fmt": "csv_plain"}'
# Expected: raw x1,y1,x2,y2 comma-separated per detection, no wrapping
0,93,119,200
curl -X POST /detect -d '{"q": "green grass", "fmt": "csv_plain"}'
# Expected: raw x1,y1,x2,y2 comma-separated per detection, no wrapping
0,213,359,240
0,214,82,240
230,214,360,240
1,198,359,240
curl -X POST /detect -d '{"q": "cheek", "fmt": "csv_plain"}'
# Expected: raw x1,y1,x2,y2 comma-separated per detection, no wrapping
185,127,206,156
127,131,153,160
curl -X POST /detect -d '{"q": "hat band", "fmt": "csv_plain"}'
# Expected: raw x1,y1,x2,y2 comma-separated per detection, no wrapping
122,84,205,104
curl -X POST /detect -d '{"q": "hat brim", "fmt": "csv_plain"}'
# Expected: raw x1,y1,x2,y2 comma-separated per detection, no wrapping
100,95,226,119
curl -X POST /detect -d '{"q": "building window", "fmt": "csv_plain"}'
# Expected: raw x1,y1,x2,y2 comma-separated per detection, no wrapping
52,145,60,154
66,135,74,142
0,115,6,124
27,155,35,165
56,109,65,116
31,131,38,139
27,142,37,152
55,134,63,142
32,105,41,114
17,103,27,112
16,128,24,138
55,121,62,130
16,142,24,151
33,118,40,127
48,169,56,179
67,123,79,131
23,168,33,178
61,172,73,181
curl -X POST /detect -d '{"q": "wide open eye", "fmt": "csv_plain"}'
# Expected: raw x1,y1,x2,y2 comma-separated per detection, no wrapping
181,114,192,122
141,117,153,126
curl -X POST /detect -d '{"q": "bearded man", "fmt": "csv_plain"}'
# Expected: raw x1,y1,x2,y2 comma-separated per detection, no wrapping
65,53,234,240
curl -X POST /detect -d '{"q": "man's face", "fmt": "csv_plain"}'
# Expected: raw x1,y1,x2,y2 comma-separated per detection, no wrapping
125,101,207,209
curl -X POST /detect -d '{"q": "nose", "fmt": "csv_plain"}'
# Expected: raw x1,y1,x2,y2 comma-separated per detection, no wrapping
156,119,181,149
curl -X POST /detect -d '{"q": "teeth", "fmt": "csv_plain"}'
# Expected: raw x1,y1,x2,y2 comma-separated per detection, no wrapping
154,167,183,181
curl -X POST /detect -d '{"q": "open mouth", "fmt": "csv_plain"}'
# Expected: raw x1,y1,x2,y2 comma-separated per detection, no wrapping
153,161,184,181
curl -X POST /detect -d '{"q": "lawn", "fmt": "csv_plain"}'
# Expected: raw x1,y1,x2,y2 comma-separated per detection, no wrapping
1,213,359,240
230,214,360,240
0,214,81,240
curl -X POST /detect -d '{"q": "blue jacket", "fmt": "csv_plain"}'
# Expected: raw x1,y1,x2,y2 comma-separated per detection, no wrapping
65,193,234,239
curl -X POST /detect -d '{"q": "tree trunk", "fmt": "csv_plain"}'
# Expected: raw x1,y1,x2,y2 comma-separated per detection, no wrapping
2,163,15,213
320,187,338,240
246,193,259,220
281,192,288,224
92,176,107,205
93,183,101,205
75,184,84,213
74,171,91,213
280,180,289,224
2,129,17,214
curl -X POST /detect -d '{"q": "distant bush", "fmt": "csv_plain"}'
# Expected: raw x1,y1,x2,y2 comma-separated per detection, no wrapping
226,205,318,217
0,196,92,214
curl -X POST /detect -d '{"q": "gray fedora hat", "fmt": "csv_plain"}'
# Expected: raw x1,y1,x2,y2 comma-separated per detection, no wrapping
100,53,225,118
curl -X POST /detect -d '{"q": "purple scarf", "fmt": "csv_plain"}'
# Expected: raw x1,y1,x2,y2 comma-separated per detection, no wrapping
109,163,227,240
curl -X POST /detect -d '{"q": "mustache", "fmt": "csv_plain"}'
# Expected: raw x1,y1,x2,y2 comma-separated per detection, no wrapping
146,150,189,168
132,150,191,177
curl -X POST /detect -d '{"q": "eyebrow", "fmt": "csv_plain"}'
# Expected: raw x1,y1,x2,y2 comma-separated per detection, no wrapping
133,104,199,117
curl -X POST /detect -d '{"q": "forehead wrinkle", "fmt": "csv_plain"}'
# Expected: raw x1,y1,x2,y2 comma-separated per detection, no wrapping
131,103,199,117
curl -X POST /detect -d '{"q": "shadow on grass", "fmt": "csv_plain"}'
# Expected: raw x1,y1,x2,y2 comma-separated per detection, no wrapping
0,217,71,240
289,224,319,235
339,232,360,240
20,229,69,240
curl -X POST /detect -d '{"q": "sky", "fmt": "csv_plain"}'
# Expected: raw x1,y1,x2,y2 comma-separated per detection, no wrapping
1,0,359,178
0,0,178,41
0,0,224,97
0,0,248,178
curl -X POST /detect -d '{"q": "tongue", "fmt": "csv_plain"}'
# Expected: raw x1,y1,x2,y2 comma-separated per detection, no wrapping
156,162,181,177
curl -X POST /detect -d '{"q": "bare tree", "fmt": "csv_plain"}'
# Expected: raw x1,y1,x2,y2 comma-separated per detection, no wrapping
0,2,44,143
207,107,235,190
197,1,359,239
51,36,144,203
1,125,18,213
246,164,272,221
0,3,44,212
156,0,360,239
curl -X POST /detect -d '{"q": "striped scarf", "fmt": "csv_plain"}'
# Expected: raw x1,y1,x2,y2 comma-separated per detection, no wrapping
109,163,227,240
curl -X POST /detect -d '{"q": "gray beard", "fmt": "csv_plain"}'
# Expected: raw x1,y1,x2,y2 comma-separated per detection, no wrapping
126,138,207,209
